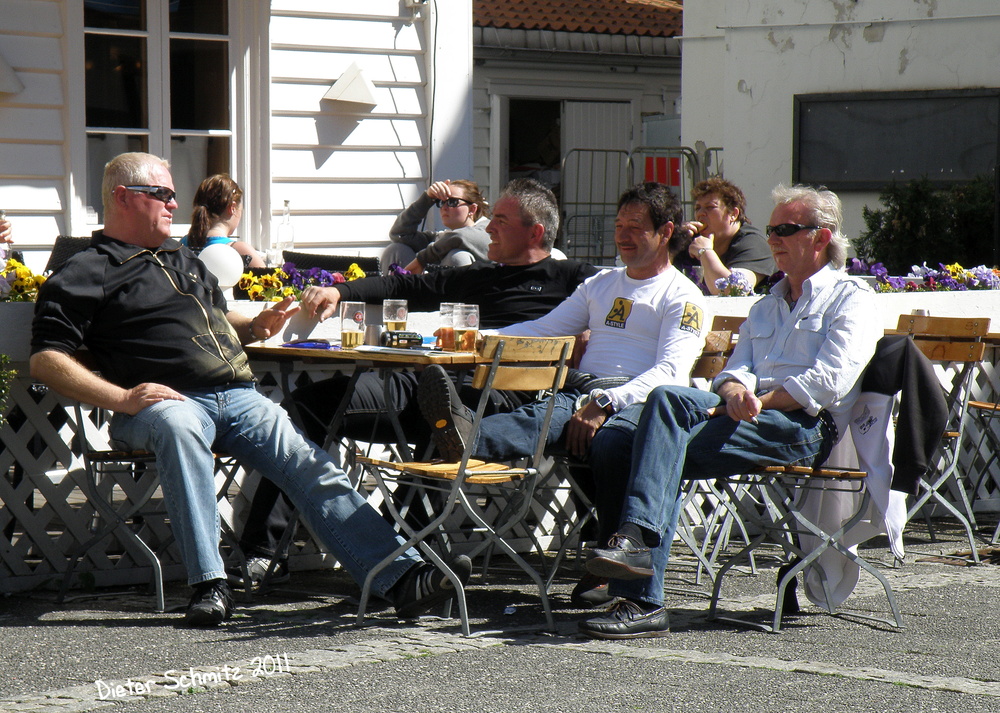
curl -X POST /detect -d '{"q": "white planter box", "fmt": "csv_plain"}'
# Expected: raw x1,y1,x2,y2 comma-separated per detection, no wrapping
0,302,35,363
708,289,1000,329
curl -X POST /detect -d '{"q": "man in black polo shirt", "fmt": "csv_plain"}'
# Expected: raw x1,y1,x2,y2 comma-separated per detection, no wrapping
234,179,598,588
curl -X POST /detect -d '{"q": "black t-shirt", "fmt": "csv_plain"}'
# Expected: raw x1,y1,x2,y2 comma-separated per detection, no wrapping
336,257,599,329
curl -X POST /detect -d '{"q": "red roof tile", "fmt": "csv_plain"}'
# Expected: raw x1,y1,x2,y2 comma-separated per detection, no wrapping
473,0,683,38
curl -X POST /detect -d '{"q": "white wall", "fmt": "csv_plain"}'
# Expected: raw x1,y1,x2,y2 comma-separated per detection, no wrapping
0,0,67,271
268,0,473,256
682,0,1000,245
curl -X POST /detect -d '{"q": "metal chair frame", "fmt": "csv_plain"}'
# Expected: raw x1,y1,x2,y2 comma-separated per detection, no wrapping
355,335,574,635
58,401,249,610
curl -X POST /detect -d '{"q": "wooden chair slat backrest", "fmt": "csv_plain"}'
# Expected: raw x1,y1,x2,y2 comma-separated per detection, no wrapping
475,365,565,392
712,315,747,333
691,330,736,380
471,335,575,392
896,314,991,339
894,314,991,364
478,334,576,361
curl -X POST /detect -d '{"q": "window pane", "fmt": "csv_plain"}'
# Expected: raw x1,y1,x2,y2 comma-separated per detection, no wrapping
86,34,148,128
84,0,146,31
86,133,148,223
170,136,231,218
170,39,229,130
170,0,226,35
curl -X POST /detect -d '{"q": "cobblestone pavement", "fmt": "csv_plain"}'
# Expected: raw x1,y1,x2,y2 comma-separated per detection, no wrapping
3,519,1000,713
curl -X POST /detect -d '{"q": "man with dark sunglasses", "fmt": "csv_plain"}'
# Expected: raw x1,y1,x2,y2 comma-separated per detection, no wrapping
576,184,882,639
30,152,471,627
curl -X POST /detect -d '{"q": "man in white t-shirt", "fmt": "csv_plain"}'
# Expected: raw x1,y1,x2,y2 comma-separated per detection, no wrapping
417,181,708,470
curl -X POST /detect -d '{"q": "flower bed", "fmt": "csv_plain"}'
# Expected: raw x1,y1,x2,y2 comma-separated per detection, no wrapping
850,260,1000,293
237,262,366,301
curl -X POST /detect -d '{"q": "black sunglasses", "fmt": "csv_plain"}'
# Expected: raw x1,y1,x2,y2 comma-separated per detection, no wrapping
765,223,821,238
125,185,177,203
434,197,474,208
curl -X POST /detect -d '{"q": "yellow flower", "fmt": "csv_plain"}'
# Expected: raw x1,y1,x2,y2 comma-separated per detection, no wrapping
1,258,42,302
944,263,970,281
344,263,366,281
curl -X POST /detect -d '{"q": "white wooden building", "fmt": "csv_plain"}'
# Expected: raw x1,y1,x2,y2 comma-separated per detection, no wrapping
471,0,683,263
0,0,475,272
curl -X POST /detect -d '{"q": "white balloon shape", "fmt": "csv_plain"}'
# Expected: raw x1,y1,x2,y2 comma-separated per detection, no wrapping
197,243,244,289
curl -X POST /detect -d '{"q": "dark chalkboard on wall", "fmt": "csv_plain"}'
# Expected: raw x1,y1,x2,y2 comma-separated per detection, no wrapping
793,89,1000,190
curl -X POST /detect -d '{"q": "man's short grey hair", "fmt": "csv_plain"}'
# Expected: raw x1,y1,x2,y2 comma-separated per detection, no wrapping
497,178,560,251
102,152,170,215
771,184,848,269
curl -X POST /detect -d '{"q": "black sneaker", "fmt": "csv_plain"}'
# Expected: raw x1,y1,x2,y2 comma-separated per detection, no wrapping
183,579,234,628
417,364,475,461
392,555,473,619
226,556,290,590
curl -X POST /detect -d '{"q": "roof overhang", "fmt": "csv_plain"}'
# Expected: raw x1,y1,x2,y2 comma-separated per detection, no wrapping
474,26,681,68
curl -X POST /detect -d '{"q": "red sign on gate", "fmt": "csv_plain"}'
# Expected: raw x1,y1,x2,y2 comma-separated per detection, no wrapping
644,156,682,187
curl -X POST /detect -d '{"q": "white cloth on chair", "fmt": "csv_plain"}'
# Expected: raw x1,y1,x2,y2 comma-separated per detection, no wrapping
798,392,908,608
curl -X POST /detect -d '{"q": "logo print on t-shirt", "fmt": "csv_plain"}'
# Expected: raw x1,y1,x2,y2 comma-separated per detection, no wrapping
680,302,704,335
605,297,633,329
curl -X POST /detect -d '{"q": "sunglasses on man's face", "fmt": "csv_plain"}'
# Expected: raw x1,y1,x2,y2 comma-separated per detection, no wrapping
125,185,177,204
434,197,473,209
765,223,821,238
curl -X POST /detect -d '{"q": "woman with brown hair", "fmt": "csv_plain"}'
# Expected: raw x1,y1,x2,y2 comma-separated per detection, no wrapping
677,176,774,294
183,174,265,268
382,179,492,274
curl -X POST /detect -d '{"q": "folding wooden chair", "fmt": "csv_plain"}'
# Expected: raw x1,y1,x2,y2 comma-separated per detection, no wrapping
58,401,249,610
967,398,1000,544
709,462,903,633
705,317,912,632
355,335,575,634
896,314,990,562
674,327,758,588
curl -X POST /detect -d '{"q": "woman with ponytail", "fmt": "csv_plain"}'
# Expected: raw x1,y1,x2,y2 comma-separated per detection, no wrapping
183,174,265,268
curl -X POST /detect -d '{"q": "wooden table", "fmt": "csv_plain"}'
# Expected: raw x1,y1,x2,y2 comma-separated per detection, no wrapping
244,343,480,459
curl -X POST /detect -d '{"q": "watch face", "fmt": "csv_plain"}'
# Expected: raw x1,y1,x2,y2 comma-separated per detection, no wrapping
593,391,612,409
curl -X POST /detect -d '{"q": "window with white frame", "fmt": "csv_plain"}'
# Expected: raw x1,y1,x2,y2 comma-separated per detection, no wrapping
83,0,233,224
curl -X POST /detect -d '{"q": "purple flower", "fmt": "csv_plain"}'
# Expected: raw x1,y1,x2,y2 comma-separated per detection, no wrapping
847,258,869,275
714,272,755,297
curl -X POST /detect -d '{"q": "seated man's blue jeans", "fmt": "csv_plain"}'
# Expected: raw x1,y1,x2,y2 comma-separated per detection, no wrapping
473,392,580,459
110,382,420,597
589,385,835,607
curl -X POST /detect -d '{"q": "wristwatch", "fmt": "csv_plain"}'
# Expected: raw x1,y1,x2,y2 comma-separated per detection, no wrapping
589,388,614,413
697,247,709,257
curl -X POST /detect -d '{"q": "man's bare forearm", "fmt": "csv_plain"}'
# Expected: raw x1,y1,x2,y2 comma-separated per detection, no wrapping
30,349,129,411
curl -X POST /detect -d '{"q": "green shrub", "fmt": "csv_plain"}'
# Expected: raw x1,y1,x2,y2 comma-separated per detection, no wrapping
855,174,996,274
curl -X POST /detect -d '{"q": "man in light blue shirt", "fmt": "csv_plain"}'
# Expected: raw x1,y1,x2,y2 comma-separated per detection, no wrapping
578,184,882,640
